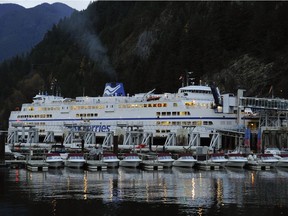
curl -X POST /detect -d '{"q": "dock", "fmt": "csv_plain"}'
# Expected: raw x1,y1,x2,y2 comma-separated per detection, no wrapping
26,160,49,171
245,162,275,170
140,160,164,170
195,161,221,170
5,160,26,168
85,160,107,171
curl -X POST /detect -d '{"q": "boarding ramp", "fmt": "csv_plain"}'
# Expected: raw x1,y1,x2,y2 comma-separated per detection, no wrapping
240,97,288,111
164,132,177,147
120,131,153,150
43,131,55,143
209,130,221,150
7,126,39,144
7,129,18,144
239,96,288,127
102,131,114,148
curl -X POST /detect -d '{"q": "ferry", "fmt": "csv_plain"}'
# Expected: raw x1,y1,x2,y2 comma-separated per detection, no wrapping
8,82,256,145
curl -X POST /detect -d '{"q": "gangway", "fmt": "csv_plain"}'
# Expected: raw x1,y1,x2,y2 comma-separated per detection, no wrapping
209,131,221,150
239,96,288,128
102,131,114,148
164,132,176,147
240,97,288,111
43,131,55,143
187,129,200,148
7,129,18,144
84,132,96,146
141,132,153,146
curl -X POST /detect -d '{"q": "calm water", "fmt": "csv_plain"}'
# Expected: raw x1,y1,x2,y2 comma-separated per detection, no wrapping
1,167,288,216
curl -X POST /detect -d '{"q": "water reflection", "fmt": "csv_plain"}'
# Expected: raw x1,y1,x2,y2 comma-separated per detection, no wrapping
1,167,288,216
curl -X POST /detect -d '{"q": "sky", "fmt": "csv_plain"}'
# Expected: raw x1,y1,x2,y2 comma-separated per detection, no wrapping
0,0,95,11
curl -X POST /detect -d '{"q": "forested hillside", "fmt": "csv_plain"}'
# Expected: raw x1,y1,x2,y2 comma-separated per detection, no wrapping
1,1,288,129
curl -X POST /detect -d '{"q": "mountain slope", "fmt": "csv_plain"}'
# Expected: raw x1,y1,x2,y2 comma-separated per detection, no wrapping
0,3,75,62
1,1,288,129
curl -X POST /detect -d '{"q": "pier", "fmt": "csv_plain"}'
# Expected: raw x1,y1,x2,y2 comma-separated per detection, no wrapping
140,161,164,170
26,160,49,171
85,160,107,171
195,161,221,170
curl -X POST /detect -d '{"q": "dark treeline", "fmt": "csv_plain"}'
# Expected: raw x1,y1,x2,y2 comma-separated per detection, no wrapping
1,1,288,129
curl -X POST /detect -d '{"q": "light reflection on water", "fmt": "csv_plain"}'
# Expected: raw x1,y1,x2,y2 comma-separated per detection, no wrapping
1,167,288,216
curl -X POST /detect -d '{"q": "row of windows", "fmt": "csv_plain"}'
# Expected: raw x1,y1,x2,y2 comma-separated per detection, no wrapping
38,107,60,111
20,122,46,126
156,111,190,116
71,105,105,110
156,121,214,126
17,114,52,119
24,106,65,111
25,103,173,112
156,129,171,133
184,102,211,108
76,113,98,118
119,103,168,108
181,90,211,94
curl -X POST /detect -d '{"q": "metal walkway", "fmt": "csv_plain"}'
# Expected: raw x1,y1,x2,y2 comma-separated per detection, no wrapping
240,97,288,111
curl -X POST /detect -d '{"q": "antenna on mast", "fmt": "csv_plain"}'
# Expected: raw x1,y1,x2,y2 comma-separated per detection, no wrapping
186,71,194,86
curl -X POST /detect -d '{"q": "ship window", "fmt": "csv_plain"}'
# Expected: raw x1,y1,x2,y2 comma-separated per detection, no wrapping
173,103,178,107
192,121,202,126
203,121,213,125
161,121,171,126
156,112,160,116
